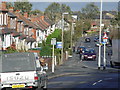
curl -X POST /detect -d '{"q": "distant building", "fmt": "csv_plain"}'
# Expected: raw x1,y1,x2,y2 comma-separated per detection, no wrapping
118,1,120,12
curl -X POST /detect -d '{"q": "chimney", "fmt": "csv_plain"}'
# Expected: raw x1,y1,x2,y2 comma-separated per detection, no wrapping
2,1,6,10
9,7,14,12
15,10,20,13
40,16,44,20
24,12,28,18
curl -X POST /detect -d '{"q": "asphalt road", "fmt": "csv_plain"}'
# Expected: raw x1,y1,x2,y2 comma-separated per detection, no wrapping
47,35,120,89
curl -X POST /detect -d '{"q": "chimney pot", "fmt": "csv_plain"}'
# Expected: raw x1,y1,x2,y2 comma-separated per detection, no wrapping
9,7,14,12
24,12,28,18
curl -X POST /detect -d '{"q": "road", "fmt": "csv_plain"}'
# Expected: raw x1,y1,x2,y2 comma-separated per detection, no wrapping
47,35,120,89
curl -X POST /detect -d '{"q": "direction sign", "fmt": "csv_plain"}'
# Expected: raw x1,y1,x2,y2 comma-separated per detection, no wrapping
56,42,62,48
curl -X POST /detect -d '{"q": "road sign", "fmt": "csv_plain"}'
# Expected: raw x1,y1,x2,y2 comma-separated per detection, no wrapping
102,32,108,43
56,42,62,48
103,32,108,39
51,38,56,45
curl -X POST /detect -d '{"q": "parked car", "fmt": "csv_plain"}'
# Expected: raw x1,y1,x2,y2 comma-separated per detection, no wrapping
0,52,48,90
95,42,103,47
82,48,96,60
76,46,86,54
94,37,99,42
85,37,91,42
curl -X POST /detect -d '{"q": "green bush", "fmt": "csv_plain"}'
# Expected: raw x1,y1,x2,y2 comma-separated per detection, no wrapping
40,45,52,56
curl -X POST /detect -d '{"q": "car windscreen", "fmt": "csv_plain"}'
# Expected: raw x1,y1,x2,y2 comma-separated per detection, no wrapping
84,50,95,54
2,53,36,72
89,50,95,53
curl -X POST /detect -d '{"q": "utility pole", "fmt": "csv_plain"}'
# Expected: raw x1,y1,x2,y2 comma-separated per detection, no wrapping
98,0,103,70
61,14,64,65
61,12,69,64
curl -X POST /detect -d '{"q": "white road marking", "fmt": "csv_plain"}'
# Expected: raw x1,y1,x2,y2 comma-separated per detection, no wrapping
92,78,113,86
93,80,102,86
98,80,102,82
93,82,97,85
104,78,112,80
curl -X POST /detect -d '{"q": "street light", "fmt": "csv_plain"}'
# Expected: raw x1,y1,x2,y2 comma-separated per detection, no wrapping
98,0,103,69
61,12,69,64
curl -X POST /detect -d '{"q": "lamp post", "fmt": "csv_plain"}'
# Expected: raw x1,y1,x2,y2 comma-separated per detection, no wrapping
61,12,69,64
98,0,103,70
71,21,74,49
82,21,84,37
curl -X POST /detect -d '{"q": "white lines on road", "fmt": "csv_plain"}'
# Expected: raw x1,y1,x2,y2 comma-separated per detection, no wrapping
93,82,97,85
98,80,102,83
92,78,113,86
92,80,102,86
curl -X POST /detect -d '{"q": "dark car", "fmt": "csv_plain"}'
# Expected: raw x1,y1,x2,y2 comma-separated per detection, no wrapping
85,37,91,42
76,46,86,54
82,48,96,60
94,37,99,42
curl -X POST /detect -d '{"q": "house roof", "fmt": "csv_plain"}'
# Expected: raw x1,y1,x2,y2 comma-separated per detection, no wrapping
19,34,26,40
11,30,20,37
15,13,39,29
25,37,36,42
94,11,117,19
8,12,17,18
30,16,54,31
1,28,12,34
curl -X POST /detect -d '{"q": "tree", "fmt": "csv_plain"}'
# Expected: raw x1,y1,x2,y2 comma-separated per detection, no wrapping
81,3,99,19
46,29,61,45
14,0,32,14
44,2,71,22
30,9,43,15
63,30,71,51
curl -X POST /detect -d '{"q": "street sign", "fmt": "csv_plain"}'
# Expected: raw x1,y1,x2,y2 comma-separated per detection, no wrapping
51,38,56,45
56,42,62,48
102,32,108,43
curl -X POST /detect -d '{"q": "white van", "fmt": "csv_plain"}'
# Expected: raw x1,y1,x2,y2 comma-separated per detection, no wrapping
0,52,48,90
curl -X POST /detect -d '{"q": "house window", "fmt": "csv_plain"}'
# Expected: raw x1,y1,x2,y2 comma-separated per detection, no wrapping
10,18,16,29
1,14,3,25
24,27,26,35
0,13,2,25
37,31,39,37
29,28,32,36
17,22,23,32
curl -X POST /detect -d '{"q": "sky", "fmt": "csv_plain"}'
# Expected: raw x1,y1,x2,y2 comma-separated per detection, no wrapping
31,2,118,11
1,0,120,2
1,0,119,11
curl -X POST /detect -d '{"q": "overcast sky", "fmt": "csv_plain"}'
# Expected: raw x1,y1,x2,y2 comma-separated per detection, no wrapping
1,0,120,2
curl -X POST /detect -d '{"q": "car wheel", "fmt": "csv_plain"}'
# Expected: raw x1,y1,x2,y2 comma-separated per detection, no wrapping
110,61,115,68
1,88,6,90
